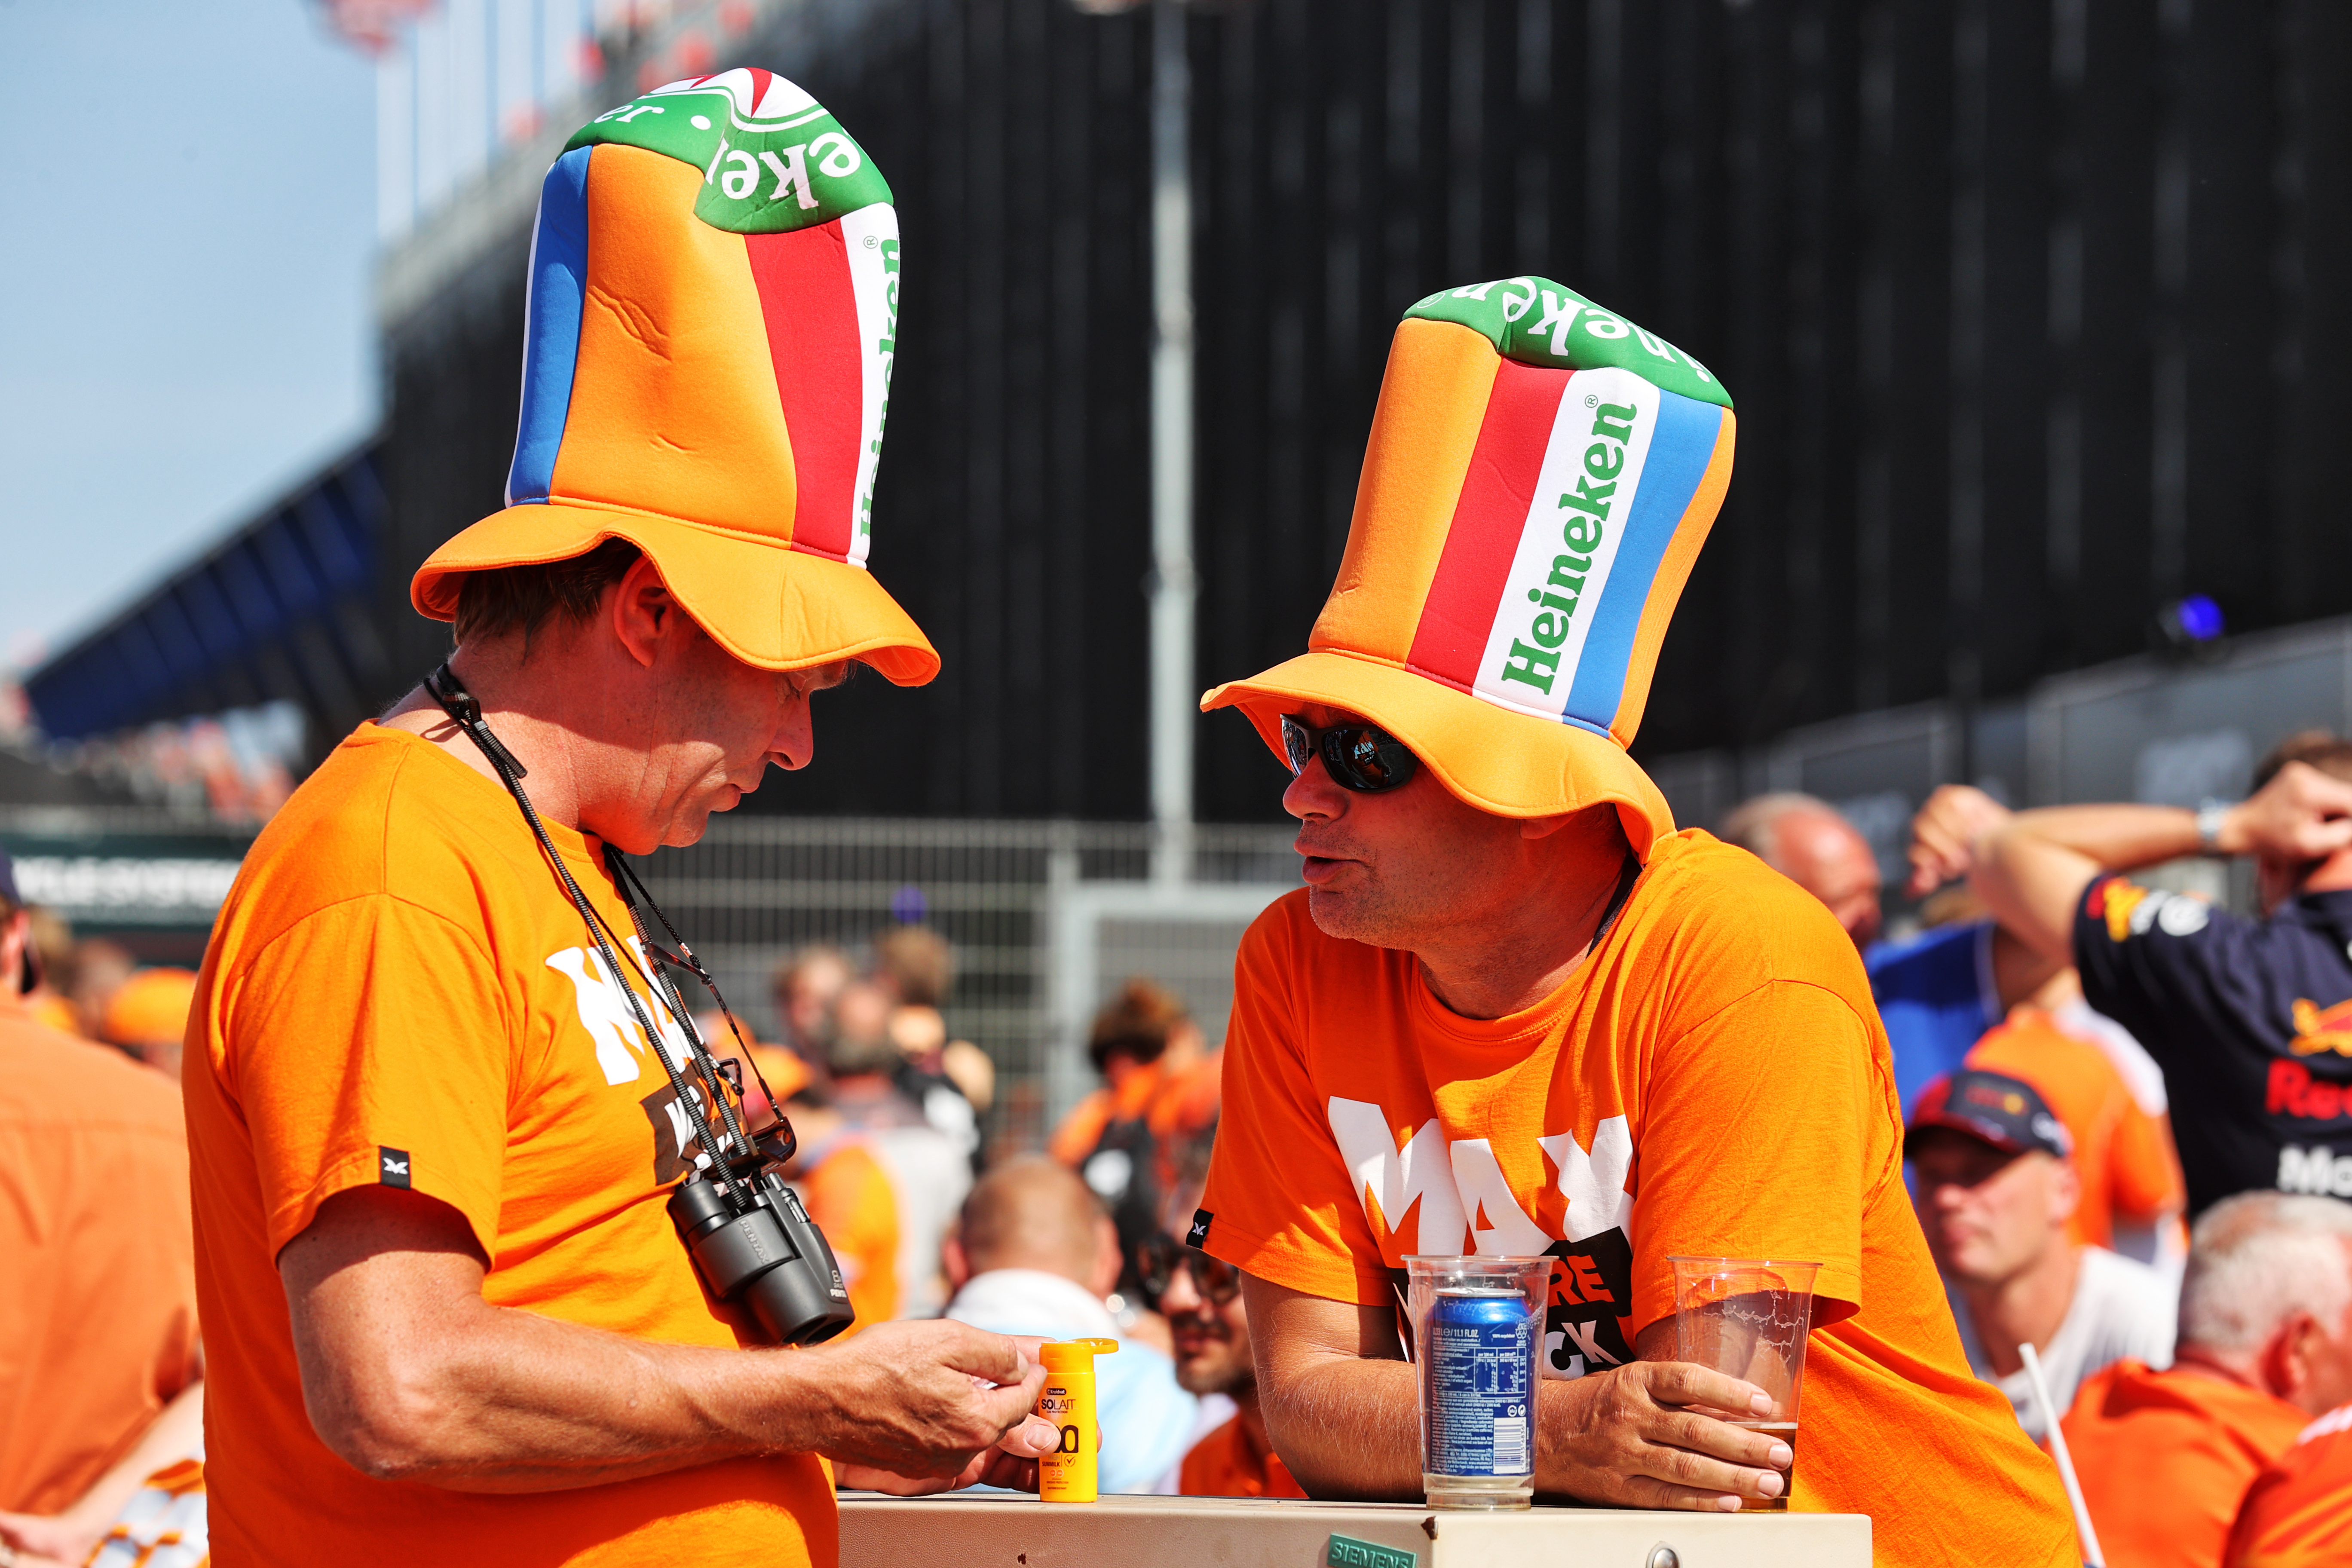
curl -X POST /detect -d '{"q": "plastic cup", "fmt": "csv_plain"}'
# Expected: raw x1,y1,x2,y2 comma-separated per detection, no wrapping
1403,1255,1553,1509
1667,1256,1820,1513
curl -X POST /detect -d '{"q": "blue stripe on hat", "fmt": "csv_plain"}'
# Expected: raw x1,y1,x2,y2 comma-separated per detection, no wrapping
1562,392,1723,731
505,146,594,506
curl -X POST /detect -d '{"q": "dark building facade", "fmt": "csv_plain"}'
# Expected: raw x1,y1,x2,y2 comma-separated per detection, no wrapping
43,0,2352,824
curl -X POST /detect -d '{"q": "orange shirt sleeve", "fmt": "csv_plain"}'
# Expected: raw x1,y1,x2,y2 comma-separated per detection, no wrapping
1630,979,1875,1338
1047,1090,1114,1167
218,895,518,1260
1198,907,1391,1305
2110,1098,2187,1223
802,1143,900,1330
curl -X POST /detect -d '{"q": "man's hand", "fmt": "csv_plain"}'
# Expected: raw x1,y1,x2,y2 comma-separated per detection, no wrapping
1537,1359,1787,1511
1908,784,2013,898
2220,761,2352,863
803,1320,1054,1485
0,1509,103,1568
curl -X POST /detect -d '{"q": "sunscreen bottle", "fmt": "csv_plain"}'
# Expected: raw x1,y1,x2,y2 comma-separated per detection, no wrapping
1036,1338,1119,1502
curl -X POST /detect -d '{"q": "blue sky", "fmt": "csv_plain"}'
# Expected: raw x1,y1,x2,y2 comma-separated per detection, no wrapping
0,1,378,670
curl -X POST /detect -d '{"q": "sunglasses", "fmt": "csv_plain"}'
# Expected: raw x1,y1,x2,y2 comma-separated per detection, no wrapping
1279,714,1420,794
1138,1234,1243,1309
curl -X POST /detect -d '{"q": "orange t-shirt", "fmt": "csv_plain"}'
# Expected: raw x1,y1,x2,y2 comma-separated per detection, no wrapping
1199,831,2074,1567
1966,1008,2184,1250
185,724,833,1567
2226,1403,2352,1567
0,1002,199,1513
797,1138,901,1330
2063,1360,2308,1568
1179,1411,1307,1500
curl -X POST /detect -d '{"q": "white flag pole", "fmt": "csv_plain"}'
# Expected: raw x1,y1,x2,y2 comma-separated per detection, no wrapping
2019,1341,2105,1567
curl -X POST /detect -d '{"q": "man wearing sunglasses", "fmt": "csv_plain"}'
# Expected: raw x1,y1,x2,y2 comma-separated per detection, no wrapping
1188,281,2073,1564
1139,1228,1305,1500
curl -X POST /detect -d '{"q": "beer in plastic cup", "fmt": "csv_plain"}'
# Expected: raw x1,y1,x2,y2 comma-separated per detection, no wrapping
1403,1255,1553,1509
1667,1256,1820,1513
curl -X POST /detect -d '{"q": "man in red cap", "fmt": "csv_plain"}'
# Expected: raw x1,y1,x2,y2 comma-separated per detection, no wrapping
183,73,1053,1568
1906,1066,2175,1439
1189,279,2074,1562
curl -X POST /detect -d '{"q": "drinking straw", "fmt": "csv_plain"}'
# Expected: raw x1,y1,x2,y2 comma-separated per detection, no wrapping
2018,1342,2105,1568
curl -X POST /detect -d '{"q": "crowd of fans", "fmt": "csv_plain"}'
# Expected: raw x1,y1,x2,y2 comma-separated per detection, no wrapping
1736,728,2352,1564
13,730,2352,1563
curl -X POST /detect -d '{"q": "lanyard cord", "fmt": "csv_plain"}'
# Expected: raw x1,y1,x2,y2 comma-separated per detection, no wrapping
422,662,750,1210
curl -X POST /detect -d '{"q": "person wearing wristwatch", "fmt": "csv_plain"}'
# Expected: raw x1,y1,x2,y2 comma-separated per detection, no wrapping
1920,730,2352,1217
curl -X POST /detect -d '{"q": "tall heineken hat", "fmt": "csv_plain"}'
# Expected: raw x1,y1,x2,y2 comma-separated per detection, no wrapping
412,70,935,683
1201,279,1736,856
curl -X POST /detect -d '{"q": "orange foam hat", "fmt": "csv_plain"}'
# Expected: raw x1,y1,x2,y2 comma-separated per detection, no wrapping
411,69,935,683
1201,279,1736,856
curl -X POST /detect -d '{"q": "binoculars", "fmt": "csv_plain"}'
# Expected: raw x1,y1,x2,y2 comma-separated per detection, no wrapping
668,1128,855,1347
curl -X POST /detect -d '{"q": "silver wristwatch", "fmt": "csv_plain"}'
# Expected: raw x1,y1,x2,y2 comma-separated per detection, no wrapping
2195,799,2231,854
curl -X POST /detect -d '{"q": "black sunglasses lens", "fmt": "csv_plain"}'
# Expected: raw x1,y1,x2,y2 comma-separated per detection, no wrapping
1327,726,1415,792
1279,716,1313,776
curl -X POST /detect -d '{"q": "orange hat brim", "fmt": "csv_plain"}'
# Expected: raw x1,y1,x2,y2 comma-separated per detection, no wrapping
411,498,939,686
1202,649,1675,858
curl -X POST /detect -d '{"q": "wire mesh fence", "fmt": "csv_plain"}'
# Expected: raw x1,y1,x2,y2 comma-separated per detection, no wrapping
0,801,1302,1153
601,818,1301,1153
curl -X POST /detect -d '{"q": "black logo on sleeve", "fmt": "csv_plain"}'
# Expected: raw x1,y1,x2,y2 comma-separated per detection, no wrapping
1542,1228,1635,1377
1186,1209,1214,1248
379,1147,412,1189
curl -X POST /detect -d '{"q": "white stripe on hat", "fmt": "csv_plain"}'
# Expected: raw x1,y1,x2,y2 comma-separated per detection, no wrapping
840,202,901,569
1470,366,1663,722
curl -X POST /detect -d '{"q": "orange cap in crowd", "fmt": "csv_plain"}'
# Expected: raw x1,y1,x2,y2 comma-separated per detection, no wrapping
101,968,199,1049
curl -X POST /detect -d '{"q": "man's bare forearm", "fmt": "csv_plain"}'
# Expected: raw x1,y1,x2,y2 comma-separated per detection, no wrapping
1258,1352,1423,1500
1972,805,2202,963
283,1188,1044,1493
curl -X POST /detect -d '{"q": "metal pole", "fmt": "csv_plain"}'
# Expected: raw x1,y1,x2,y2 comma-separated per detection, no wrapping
1148,0,1195,886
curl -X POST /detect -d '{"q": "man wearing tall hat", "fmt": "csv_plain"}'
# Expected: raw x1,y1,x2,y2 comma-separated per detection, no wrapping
183,71,1055,1568
1189,280,2077,1562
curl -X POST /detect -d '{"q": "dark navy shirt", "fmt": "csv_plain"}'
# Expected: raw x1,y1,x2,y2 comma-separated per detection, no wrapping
1865,920,2001,1115
2073,875,2352,1215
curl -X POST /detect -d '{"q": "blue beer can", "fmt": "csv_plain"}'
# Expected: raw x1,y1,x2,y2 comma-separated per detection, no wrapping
1423,1286,1537,1478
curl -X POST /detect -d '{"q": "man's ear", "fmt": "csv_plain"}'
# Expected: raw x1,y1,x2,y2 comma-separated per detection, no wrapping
942,1234,971,1292
2049,1158,2082,1226
2261,1310,2321,1402
607,554,680,671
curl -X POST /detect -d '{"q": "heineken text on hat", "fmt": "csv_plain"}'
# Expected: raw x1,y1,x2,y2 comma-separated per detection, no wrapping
412,69,937,683
1202,278,1734,851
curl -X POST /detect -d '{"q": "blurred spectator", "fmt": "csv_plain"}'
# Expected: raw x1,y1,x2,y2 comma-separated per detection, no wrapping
1908,1068,2175,1440
0,1383,205,1568
1953,733,2352,1215
822,979,970,1318
825,980,924,1129
1144,1200,1303,1500
943,1158,1196,1493
2226,1401,2352,1565
1965,1009,2184,1258
1722,792,2063,1112
22,906,78,1037
874,923,995,1115
101,967,199,1084
2063,1192,2352,1568
68,938,135,1042
770,1071,901,1333
769,943,853,1060
0,845,202,1520
1049,980,1221,1304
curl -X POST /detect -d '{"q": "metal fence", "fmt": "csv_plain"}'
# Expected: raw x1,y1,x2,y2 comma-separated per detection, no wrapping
634,818,1300,1155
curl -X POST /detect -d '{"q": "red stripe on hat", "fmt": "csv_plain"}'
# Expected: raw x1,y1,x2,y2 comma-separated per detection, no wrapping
1403,358,1573,690
745,221,864,561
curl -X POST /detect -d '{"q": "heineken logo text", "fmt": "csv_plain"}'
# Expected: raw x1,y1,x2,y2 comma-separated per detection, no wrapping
1498,400,1639,695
